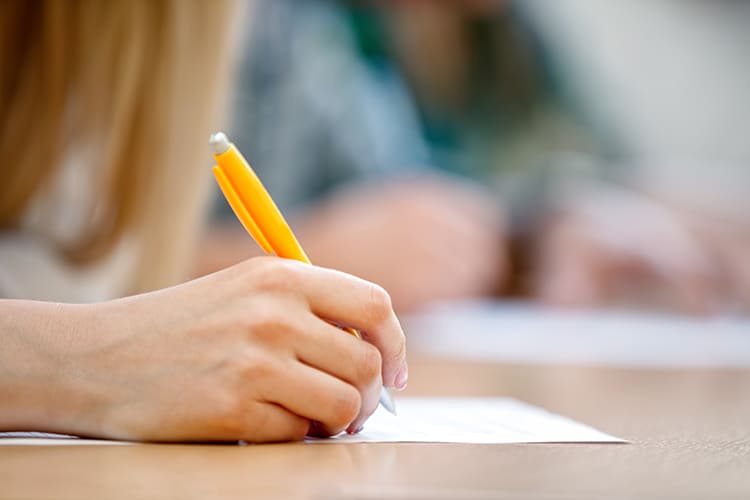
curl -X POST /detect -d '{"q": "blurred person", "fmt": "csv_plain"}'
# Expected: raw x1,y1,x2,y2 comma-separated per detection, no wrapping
0,0,407,442
222,0,748,315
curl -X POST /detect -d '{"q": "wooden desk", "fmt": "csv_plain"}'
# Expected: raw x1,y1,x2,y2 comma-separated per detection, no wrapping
2,357,749,499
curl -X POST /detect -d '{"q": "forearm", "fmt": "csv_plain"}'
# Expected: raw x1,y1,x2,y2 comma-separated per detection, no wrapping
0,300,102,435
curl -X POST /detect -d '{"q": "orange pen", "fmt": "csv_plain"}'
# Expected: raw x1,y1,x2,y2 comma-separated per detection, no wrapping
210,132,396,415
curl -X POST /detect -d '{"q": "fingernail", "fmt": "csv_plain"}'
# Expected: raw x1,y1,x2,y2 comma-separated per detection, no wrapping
395,364,409,391
346,425,364,435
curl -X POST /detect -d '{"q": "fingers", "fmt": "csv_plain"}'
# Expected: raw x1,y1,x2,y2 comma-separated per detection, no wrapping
260,360,362,437
534,209,726,314
238,402,310,443
276,261,407,390
291,317,384,432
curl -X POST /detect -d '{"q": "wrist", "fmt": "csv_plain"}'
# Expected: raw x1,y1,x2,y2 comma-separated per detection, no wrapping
0,300,109,436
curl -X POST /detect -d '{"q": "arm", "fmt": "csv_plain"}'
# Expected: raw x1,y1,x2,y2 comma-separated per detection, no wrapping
0,300,103,435
0,257,407,442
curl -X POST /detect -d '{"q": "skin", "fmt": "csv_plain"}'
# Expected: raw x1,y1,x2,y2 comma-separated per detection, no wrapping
297,176,509,313
0,257,408,442
533,188,746,315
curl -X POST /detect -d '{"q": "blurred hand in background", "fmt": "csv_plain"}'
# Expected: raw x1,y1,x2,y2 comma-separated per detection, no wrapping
533,185,749,315
296,175,509,313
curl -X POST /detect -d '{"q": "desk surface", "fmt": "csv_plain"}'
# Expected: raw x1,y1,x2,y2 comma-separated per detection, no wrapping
2,356,749,499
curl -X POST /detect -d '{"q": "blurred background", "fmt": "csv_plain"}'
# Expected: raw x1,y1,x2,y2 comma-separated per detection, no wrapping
202,0,750,316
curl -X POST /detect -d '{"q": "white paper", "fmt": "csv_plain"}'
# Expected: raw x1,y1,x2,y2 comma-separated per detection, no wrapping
0,432,130,446
1,398,623,446
306,397,625,444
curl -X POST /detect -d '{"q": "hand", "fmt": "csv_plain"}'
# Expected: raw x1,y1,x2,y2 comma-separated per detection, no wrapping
296,175,509,312
533,187,725,314
2,258,407,442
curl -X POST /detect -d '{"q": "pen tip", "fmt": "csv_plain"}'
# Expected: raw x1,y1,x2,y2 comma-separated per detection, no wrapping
380,387,397,416
209,132,230,155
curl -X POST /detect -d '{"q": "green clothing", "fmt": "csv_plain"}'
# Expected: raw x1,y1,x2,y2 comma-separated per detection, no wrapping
230,0,621,220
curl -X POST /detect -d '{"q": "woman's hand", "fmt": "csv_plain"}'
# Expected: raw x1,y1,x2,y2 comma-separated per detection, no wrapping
0,258,407,442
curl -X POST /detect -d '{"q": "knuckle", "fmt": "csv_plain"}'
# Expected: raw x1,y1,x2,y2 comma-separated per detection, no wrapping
250,257,302,294
285,420,310,442
254,318,285,345
330,386,361,428
357,343,382,383
235,350,278,381
237,405,309,443
244,303,298,344
391,333,407,366
213,396,248,438
365,283,393,324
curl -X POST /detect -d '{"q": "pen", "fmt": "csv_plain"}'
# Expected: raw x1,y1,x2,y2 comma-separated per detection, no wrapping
209,132,397,416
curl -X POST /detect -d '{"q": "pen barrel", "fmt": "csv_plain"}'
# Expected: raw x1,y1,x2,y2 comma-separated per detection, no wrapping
213,145,310,263
342,326,361,339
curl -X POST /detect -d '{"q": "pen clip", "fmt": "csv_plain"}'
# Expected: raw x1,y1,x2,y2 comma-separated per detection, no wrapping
212,165,274,255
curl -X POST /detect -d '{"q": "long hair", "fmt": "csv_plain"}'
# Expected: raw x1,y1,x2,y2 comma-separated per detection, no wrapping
0,0,237,293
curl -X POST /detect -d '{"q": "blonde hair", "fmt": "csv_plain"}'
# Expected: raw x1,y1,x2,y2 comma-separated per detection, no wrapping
0,0,237,293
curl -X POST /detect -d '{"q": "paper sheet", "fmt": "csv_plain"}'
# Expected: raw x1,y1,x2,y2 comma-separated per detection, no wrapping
0,432,129,446
306,397,624,444
0,398,624,446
